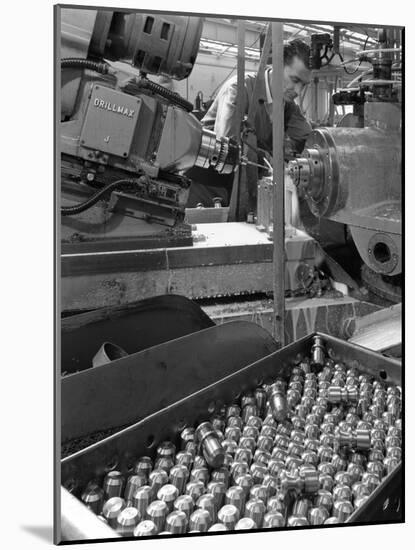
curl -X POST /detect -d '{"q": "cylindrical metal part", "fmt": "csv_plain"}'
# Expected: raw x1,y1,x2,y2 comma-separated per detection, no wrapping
263,511,285,528
132,485,152,519
134,520,158,537
124,474,147,504
235,517,257,529
225,486,245,516
244,498,266,528
196,422,225,468
146,500,168,534
269,388,288,422
185,480,205,503
103,471,124,500
173,494,194,518
81,484,104,515
208,523,228,531
166,510,188,534
189,508,212,532
116,507,140,536
157,484,179,513
218,504,240,530
308,506,329,525
197,493,217,523
102,497,125,528
333,500,354,522
149,469,169,500
169,464,188,494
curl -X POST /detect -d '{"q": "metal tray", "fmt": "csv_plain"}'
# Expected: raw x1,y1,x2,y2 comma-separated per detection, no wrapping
61,331,402,539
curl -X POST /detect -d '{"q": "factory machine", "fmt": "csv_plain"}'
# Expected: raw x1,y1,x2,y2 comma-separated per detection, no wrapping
59,10,402,336
58,13,403,542
60,10,239,247
289,28,402,302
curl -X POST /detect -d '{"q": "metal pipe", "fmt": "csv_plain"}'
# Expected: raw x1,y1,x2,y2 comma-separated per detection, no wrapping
60,486,121,541
271,22,285,347
228,20,246,222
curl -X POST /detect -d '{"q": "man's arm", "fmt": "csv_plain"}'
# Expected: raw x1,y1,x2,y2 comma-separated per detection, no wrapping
285,101,312,153
202,75,249,139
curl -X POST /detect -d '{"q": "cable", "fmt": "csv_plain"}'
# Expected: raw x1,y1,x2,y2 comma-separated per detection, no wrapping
61,179,136,216
61,58,113,75
341,35,370,75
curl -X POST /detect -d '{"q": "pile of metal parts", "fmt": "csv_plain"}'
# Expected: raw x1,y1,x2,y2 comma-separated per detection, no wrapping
73,335,402,536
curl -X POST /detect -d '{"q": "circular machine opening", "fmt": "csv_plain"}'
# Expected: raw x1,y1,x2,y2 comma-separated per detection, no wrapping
373,242,391,264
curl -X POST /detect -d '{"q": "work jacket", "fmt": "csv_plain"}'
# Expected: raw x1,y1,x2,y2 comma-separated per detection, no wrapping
202,70,312,154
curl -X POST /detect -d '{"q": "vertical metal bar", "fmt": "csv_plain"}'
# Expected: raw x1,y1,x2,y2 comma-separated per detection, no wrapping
228,20,245,222
271,22,285,347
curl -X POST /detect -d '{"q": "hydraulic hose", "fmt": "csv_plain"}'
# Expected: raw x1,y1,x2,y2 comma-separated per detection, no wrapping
136,78,193,112
61,58,112,75
61,179,136,216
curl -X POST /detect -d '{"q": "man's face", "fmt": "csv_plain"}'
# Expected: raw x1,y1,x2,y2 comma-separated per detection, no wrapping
283,56,311,101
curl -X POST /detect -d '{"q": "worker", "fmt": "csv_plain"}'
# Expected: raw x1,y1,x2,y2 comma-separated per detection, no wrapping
186,38,312,212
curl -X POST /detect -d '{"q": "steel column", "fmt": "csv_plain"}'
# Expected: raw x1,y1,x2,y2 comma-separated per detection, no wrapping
271,23,285,346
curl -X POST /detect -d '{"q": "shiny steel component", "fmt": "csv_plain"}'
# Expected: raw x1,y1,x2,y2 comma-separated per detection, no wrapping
157,484,179,513
269,387,288,422
242,405,260,423
190,467,209,486
333,500,354,522
308,506,329,525
154,457,174,474
217,504,240,530
102,497,125,528
263,511,284,528
315,489,333,513
134,520,158,536
255,388,268,415
337,429,371,451
169,464,188,494
324,517,340,525
328,386,359,404
280,470,319,496
132,486,152,519
197,493,217,523
250,485,268,503
180,428,195,450
149,469,169,500
103,471,124,500
206,481,226,511
267,494,287,515
211,467,231,488
287,515,309,526
235,517,257,530
292,498,312,518
81,484,104,514
333,485,353,502
116,507,140,536
225,486,245,516
311,336,325,367
157,441,176,461
185,481,205,503
124,474,147,504
134,456,153,479
146,500,168,534
244,498,266,528
166,511,188,534
196,422,225,468
235,447,253,464
193,455,208,469
208,523,228,531
173,494,194,518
